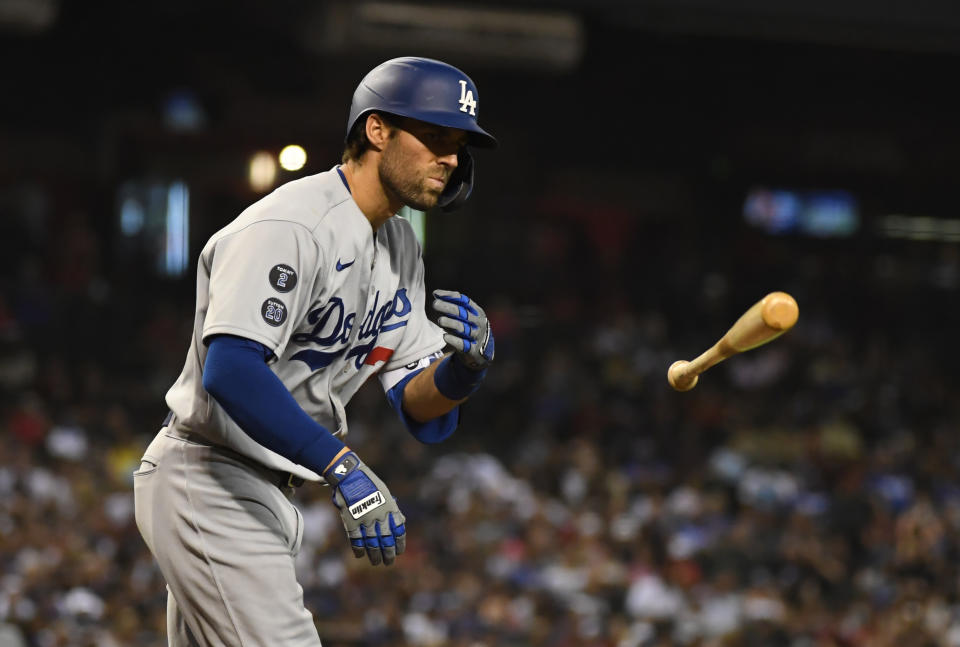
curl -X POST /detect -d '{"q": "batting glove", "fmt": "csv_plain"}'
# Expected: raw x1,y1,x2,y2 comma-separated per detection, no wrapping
323,451,406,566
432,290,495,370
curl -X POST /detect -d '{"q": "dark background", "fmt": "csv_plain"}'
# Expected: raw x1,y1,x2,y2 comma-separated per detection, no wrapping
2,1,960,646
4,0,960,226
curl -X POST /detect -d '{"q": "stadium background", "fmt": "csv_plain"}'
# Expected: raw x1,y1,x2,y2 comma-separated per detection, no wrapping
2,1,960,645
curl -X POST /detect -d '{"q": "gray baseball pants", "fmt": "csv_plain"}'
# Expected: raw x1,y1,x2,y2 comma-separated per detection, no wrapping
133,429,323,646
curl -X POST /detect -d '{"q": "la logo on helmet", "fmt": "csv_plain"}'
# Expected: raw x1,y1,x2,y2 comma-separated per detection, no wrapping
457,80,477,116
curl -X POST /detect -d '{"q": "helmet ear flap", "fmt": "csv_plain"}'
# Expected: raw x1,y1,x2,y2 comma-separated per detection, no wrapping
437,150,474,213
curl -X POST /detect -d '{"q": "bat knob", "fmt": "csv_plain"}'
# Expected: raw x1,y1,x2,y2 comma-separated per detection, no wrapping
667,360,699,392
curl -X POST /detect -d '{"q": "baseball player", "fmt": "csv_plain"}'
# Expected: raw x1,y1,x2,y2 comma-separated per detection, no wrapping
133,57,496,646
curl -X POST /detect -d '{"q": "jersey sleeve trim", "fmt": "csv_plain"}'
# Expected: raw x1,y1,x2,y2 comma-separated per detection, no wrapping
378,350,444,392
201,325,284,356
381,341,447,373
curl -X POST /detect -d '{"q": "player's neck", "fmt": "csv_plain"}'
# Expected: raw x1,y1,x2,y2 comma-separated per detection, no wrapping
340,160,399,232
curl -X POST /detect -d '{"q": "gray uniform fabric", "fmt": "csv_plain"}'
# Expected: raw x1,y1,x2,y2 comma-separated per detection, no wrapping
164,167,445,481
134,430,318,646
134,167,447,645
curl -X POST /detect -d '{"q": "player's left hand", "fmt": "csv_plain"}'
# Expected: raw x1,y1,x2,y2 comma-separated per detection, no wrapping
432,290,494,370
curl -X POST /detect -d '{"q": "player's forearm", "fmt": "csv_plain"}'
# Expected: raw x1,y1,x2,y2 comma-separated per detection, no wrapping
203,335,347,474
401,355,465,422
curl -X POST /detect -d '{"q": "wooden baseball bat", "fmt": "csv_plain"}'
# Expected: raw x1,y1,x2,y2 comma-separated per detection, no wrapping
667,291,799,392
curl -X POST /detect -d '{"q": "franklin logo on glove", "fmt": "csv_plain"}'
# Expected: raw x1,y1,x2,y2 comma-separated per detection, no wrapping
350,492,385,519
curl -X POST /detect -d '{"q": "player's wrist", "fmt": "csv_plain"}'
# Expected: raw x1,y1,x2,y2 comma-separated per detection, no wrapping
323,447,352,475
433,354,487,400
294,431,348,479
322,449,361,486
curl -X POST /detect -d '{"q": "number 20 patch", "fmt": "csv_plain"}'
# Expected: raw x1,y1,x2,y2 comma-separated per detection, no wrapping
261,298,287,326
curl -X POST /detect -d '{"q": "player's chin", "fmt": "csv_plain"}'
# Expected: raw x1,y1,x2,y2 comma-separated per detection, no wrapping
404,188,441,211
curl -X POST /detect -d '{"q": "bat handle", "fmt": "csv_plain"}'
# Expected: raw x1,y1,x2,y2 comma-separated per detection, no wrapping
667,339,736,391
667,360,699,391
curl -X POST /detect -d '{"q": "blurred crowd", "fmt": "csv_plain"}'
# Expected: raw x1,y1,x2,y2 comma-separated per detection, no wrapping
2,183,960,647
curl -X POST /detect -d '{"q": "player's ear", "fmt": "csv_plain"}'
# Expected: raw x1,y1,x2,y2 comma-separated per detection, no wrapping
365,113,393,151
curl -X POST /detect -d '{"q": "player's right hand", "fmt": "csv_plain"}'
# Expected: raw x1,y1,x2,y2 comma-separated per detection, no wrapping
323,451,406,566
432,289,495,370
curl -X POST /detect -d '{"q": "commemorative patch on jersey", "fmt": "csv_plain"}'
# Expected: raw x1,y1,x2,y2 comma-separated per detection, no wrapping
261,298,287,326
269,264,297,293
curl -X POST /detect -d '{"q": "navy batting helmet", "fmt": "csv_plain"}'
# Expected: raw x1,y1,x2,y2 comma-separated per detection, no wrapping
346,56,497,211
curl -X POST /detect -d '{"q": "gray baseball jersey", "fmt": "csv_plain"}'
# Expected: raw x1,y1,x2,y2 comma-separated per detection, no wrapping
164,167,446,481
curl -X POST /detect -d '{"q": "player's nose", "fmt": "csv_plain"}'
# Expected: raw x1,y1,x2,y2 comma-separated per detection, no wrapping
437,151,458,168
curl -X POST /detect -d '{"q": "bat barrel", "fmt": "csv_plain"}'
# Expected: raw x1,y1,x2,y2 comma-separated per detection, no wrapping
760,291,799,331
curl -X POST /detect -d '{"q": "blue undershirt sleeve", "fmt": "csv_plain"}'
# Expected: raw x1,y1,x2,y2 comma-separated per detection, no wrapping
385,369,460,444
202,334,345,475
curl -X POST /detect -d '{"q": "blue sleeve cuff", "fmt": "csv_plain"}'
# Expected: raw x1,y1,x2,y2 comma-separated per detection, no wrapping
385,368,460,444
203,334,345,474
432,355,487,401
